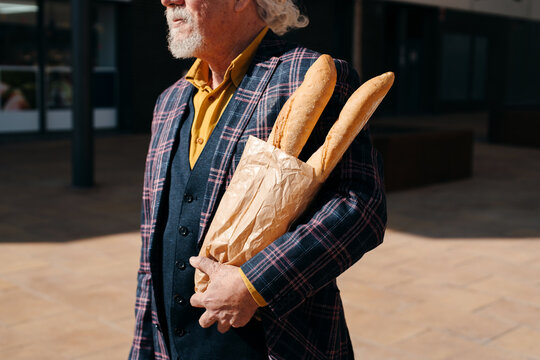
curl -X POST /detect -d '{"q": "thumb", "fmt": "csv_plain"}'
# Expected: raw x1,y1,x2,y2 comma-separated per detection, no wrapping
190,256,219,277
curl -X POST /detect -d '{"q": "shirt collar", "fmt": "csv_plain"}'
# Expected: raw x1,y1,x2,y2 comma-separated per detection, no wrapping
185,27,268,91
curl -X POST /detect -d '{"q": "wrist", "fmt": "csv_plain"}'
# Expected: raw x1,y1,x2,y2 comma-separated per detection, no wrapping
238,268,267,307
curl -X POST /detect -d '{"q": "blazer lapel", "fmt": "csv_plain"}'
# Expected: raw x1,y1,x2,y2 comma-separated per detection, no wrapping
197,35,287,245
149,82,194,248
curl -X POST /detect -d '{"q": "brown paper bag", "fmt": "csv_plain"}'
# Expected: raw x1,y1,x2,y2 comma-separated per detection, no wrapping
194,71,396,292
195,136,321,292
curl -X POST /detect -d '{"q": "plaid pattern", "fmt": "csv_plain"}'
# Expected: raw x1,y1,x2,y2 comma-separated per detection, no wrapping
129,32,387,360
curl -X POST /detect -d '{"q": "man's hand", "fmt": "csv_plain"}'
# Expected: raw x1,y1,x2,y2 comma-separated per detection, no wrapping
189,256,259,334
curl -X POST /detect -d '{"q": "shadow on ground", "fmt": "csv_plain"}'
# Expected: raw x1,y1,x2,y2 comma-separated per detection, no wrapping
0,135,148,242
1,135,539,242
387,143,540,238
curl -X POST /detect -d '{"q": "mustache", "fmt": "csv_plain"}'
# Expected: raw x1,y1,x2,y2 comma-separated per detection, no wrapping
165,6,193,25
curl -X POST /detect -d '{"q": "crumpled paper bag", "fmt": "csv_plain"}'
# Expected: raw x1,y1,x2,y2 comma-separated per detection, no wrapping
195,136,322,292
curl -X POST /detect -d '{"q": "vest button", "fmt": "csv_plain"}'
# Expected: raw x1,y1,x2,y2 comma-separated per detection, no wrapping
184,194,194,203
175,327,186,337
178,226,189,236
176,261,187,270
174,294,187,305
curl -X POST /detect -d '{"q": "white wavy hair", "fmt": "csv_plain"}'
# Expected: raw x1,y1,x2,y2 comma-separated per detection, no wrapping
254,0,309,35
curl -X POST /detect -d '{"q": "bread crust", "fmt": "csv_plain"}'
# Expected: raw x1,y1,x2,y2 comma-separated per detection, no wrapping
307,72,395,180
267,55,337,157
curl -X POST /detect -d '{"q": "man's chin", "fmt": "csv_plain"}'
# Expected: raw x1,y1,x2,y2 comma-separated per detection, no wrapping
167,35,202,59
169,49,196,59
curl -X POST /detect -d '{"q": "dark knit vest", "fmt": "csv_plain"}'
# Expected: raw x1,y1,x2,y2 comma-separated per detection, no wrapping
154,99,267,360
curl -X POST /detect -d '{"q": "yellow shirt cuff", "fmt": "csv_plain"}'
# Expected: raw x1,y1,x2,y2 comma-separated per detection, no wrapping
239,268,267,307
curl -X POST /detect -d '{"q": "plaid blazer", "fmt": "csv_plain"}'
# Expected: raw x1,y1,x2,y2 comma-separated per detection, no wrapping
130,32,387,360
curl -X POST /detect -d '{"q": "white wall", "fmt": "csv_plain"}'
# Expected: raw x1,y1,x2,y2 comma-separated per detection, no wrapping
384,0,540,21
532,0,540,20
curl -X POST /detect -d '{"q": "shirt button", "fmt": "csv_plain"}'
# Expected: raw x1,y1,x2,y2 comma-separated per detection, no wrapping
196,137,204,144
176,261,187,270
184,193,194,203
175,327,186,337
178,226,189,236
174,294,187,305
208,95,215,102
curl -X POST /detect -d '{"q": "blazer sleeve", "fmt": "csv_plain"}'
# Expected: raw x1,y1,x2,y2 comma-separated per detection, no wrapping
240,60,387,319
129,93,166,360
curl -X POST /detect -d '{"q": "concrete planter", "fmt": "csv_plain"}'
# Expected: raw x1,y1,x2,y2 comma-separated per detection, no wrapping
488,107,540,148
372,125,474,192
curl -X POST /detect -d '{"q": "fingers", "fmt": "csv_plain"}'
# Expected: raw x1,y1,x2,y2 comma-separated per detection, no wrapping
198,311,232,334
217,321,231,334
198,308,238,333
190,256,219,277
231,316,249,329
199,311,217,328
190,292,204,308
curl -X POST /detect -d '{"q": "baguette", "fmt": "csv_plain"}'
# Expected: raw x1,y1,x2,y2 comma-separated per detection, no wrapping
267,54,337,157
307,72,395,180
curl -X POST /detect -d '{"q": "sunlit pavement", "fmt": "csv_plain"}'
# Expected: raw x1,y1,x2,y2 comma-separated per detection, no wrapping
1,135,539,359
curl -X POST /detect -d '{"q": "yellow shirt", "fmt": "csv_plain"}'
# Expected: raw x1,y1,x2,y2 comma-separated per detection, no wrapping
185,27,269,307
185,27,268,169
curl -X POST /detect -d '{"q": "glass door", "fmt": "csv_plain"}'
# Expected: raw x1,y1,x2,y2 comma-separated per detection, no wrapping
44,0,118,131
0,0,39,133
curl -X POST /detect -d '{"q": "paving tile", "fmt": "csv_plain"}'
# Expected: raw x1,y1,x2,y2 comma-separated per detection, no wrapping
446,240,540,265
0,342,61,360
444,343,530,360
57,284,134,322
352,339,418,360
2,264,105,302
392,256,488,287
112,316,136,335
0,288,70,326
0,311,130,359
392,329,477,360
69,233,140,258
388,279,498,312
339,279,420,315
44,244,118,273
0,278,17,291
489,326,540,358
37,322,130,359
394,301,516,342
0,246,50,274
468,276,540,307
353,236,438,270
345,306,427,345
75,344,130,360
5,310,104,346
456,255,540,287
2,135,540,359
339,262,416,289
475,298,540,332
0,323,31,350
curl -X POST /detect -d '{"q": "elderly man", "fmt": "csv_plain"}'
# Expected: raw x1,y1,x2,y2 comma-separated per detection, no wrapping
129,0,387,359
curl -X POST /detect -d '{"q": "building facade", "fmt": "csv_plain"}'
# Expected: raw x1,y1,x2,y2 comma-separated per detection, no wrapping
1,0,119,133
0,0,189,135
363,0,540,116
1,0,538,135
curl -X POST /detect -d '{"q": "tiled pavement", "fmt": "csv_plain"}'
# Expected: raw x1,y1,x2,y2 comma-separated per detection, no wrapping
1,135,539,359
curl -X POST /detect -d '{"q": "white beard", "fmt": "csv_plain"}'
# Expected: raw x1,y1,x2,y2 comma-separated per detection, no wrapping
165,7,203,59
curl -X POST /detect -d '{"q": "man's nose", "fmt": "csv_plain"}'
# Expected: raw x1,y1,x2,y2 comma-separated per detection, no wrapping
161,0,184,7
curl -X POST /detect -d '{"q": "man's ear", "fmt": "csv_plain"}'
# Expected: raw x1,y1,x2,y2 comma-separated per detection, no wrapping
233,0,251,12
